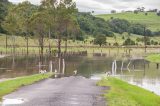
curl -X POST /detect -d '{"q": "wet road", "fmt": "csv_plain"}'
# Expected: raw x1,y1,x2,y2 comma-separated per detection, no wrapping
2,76,106,106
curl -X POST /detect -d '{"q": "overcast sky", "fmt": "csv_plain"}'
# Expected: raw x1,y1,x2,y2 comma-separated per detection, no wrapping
9,0,160,14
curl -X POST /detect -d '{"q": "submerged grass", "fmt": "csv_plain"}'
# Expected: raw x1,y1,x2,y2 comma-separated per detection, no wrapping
0,73,53,100
145,54,160,63
97,77,160,106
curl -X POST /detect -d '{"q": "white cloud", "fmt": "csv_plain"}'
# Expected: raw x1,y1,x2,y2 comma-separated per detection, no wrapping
9,0,160,14
9,0,41,5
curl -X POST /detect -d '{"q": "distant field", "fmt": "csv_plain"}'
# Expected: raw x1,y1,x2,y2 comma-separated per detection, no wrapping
96,12,160,31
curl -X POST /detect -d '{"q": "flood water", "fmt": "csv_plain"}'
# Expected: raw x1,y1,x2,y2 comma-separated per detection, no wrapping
0,55,160,95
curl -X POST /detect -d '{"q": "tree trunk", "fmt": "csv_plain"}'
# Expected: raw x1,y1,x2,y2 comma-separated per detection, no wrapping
58,35,61,58
144,27,147,53
5,35,8,54
65,23,68,53
65,39,67,53
26,35,29,56
48,28,51,58
39,35,44,70
12,35,15,58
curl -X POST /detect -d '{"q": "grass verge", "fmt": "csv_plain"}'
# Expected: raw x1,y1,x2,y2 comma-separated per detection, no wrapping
145,54,160,63
0,73,53,100
97,77,160,106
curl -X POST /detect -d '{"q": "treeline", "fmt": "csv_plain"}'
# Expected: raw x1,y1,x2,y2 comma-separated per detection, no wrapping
77,12,160,37
77,12,114,37
108,18,160,36
1,1,160,39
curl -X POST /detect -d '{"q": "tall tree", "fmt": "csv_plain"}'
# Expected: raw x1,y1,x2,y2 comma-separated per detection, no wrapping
29,8,48,69
41,0,57,57
13,1,38,56
2,6,19,57
55,0,77,57
0,0,10,33
41,0,78,57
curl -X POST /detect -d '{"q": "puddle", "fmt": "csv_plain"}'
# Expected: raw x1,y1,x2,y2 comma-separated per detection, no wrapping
90,76,101,80
90,74,106,80
0,98,25,105
67,101,79,105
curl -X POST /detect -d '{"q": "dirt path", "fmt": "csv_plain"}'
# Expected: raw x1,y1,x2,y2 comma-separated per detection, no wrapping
2,76,106,106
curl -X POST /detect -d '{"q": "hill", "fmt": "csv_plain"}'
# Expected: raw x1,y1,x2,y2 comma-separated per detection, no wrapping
96,12,160,32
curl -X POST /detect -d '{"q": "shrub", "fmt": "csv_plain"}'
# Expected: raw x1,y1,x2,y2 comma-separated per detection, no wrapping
123,38,136,45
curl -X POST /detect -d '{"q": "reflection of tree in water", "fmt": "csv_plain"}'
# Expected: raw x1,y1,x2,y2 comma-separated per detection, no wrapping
0,56,160,80
64,57,112,78
0,56,39,78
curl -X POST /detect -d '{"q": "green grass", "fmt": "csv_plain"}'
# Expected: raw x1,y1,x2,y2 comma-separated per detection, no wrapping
0,73,53,100
97,77,160,106
145,54,160,63
1,33,160,48
0,33,160,56
97,12,160,31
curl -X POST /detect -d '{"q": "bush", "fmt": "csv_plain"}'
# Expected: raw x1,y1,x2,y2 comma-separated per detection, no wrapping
123,38,136,45
145,13,148,16
113,42,119,46
134,10,138,14
94,35,106,47
154,41,158,45
122,36,125,40
146,41,151,45
157,11,160,16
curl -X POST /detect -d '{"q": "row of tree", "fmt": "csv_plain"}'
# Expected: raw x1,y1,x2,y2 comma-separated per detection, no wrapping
0,0,160,50
108,18,160,36
1,0,81,68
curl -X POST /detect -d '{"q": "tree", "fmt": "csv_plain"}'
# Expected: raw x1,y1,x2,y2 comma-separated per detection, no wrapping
108,18,130,34
13,1,38,56
111,10,116,14
145,29,152,36
2,6,19,57
41,0,78,57
157,11,160,16
60,0,77,53
145,12,148,16
41,0,58,56
128,23,145,35
137,7,145,12
123,38,136,45
29,8,49,69
55,0,78,56
134,10,138,14
0,0,10,33
94,35,106,47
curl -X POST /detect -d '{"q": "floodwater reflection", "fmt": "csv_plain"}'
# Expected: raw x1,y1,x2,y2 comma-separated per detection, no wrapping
0,55,160,95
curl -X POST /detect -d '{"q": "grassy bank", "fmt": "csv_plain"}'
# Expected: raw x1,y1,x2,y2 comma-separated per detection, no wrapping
0,73,53,100
145,54,160,63
97,77,160,106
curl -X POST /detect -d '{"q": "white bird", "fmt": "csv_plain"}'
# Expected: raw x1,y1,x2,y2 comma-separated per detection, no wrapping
105,71,111,76
55,69,57,73
39,70,47,74
73,70,77,75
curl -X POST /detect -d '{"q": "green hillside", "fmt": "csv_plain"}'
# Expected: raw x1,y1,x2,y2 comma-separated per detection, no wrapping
97,12,160,32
